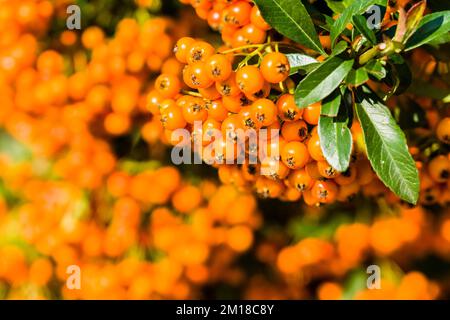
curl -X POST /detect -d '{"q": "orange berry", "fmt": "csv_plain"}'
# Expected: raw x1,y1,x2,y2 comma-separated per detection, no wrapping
222,1,252,27
307,133,325,161
236,65,265,94
250,98,277,127
160,104,187,130
104,112,130,135
317,160,340,178
260,52,290,83
281,141,310,169
223,93,250,113
277,93,303,121
216,72,241,97
29,258,53,286
205,99,228,121
187,40,215,64
288,168,314,191
335,167,357,186
82,26,105,49
155,74,181,98
174,37,196,63
181,97,208,124
205,54,232,81
183,62,214,89
281,120,308,142
303,102,321,125
226,225,253,252
436,117,450,144
311,180,338,204
172,185,203,213
250,6,271,31
428,155,450,183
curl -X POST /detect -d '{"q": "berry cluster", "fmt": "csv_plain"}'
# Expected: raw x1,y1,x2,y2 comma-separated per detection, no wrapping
180,0,270,48
0,0,449,301
0,154,260,298
149,37,385,206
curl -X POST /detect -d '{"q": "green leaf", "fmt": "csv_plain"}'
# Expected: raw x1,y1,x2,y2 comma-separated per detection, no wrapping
364,60,386,80
404,0,427,42
352,15,377,44
253,0,325,54
319,101,353,172
355,87,419,204
321,90,342,117
324,0,356,14
405,11,450,51
427,32,450,47
330,0,386,47
331,41,348,56
294,57,354,107
285,53,318,75
346,68,369,87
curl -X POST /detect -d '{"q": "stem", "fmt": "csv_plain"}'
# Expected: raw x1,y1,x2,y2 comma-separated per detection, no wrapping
358,45,381,65
359,41,405,65
220,44,265,54
220,42,304,55
237,44,266,68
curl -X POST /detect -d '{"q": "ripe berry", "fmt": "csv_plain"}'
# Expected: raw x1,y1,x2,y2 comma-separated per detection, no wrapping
355,159,375,185
260,52,290,83
260,157,290,180
245,82,271,101
202,118,222,144
223,93,250,113
205,100,228,121
155,74,181,98
216,72,241,97
305,161,323,180
206,54,232,81
250,98,277,127
428,155,450,183
222,1,252,27
198,85,221,100
255,176,284,198
187,40,216,64
307,133,325,161
221,114,244,141
238,106,258,130
160,104,187,130
277,94,303,121
250,6,271,31
174,37,196,64
335,167,357,186
288,168,314,191
232,24,266,48
146,90,163,115
303,102,321,125
183,62,214,89
337,181,359,201
236,65,265,94
281,120,308,142
436,117,450,144
311,180,338,204
317,160,340,179
181,97,208,124
281,141,310,169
